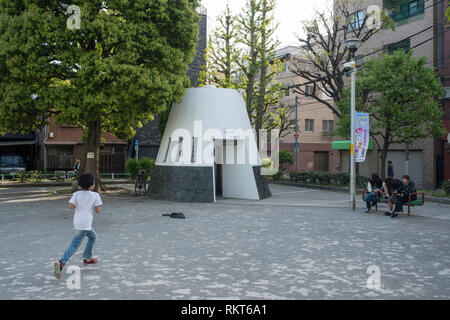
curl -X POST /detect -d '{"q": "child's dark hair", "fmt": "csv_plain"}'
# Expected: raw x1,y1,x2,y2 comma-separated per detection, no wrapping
78,173,95,190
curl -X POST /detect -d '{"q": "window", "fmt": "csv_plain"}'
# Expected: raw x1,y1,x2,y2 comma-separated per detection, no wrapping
285,88,290,97
323,120,334,133
385,0,425,23
305,119,314,132
386,38,411,54
347,10,364,32
305,85,314,97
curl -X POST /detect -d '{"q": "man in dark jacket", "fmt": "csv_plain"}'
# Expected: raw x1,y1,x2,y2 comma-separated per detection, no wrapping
387,160,394,178
391,175,417,218
384,177,403,216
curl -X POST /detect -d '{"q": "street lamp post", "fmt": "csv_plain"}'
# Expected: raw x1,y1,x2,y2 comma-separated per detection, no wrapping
344,38,361,211
295,96,299,172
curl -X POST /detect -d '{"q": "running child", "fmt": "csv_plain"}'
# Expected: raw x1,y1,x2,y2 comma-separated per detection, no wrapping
54,173,102,279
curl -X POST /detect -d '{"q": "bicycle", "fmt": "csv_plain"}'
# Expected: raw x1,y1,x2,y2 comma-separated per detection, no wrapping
134,170,147,196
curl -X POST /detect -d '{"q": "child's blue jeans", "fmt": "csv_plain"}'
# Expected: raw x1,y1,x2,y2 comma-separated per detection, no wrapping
365,192,377,210
61,229,96,265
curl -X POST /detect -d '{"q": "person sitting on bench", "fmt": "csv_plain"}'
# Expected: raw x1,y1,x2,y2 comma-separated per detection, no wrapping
365,173,383,213
390,175,417,218
384,177,403,216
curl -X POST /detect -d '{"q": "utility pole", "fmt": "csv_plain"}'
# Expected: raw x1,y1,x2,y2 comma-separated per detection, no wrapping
344,38,361,211
295,96,299,172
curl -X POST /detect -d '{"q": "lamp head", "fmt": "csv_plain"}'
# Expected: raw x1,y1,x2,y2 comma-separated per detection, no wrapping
345,38,361,54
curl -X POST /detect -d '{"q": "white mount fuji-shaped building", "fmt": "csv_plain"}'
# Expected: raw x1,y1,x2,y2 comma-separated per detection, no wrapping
148,86,271,203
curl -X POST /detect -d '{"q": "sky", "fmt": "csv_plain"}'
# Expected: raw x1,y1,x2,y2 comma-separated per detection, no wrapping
200,0,331,49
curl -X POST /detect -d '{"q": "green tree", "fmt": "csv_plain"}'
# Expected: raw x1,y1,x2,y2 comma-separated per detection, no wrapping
253,0,284,146
198,4,241,89
335,50,446,179
0,1,199,191
237,0,261,123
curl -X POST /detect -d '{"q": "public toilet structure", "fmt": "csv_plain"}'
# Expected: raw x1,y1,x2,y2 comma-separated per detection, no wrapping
148,86,271,203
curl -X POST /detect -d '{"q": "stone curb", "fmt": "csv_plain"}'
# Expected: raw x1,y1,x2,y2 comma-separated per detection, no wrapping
0,180,132,189
269,181,450,206
269,181,355,193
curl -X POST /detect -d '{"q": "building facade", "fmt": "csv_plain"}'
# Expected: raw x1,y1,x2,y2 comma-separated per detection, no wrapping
274,46,339,173
340,0,439,188
0,131,45,172
43,118,127,173
436,0,450,183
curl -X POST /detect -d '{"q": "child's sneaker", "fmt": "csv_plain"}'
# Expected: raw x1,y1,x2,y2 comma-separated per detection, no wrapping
83,258,98,266
54,261,63,279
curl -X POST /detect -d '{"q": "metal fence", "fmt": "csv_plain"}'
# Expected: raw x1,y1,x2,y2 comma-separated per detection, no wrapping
1,171,131,182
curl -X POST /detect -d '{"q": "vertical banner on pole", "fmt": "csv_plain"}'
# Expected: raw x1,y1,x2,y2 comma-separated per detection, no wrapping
355,112,370,163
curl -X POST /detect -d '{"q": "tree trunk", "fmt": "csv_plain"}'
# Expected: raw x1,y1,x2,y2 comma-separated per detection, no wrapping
256,63,267,149
82,119,105,192
380,139,390,181
244,1,258,132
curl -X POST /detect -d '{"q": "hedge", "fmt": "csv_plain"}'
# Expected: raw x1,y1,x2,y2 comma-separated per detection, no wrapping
288,171,369,187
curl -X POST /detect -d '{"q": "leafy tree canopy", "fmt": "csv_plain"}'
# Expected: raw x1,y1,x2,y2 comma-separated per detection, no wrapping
335,50,446,177
0,0,200,139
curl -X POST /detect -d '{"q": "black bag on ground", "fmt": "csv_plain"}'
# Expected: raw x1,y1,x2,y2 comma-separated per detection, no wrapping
162,212,186,219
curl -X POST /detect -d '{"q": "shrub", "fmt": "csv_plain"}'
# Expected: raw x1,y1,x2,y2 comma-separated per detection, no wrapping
29,171,43,183
289,171,298,181
335,172,350,185
318,171,333,184
272,169,284,181
442,180,450,195
276,150,294,170
15,171,27,183
126,157,155,180
357,175,369,187
138,157,156,180
126,158,139,180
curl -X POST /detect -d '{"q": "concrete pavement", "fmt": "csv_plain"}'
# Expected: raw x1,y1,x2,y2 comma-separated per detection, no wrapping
0,184,449,299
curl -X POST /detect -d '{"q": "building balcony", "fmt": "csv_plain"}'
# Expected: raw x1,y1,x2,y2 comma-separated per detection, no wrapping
385,0,425,23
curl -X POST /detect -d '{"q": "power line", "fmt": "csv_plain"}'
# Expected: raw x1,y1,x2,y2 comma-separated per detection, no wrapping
281,22,440,91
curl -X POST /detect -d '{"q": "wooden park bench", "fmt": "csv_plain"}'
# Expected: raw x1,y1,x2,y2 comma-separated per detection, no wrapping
362,190,425,216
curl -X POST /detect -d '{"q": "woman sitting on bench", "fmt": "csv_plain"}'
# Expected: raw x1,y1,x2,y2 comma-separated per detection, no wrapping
365,173,383,213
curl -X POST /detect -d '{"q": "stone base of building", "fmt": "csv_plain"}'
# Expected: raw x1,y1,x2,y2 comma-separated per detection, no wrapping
148,165,271,203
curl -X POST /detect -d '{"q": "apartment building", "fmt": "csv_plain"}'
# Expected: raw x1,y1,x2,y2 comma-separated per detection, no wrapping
340,0,440,188
436,0,450,183
275,46,338,173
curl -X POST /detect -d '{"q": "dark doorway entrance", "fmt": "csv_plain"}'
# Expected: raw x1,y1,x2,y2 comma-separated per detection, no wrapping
215,163,222,196
314,151,329,171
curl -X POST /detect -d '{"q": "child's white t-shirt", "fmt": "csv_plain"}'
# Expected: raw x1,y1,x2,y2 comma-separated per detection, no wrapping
69,191,103,230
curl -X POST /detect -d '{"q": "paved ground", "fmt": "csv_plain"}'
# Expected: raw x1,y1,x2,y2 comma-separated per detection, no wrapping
0,184,449,300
